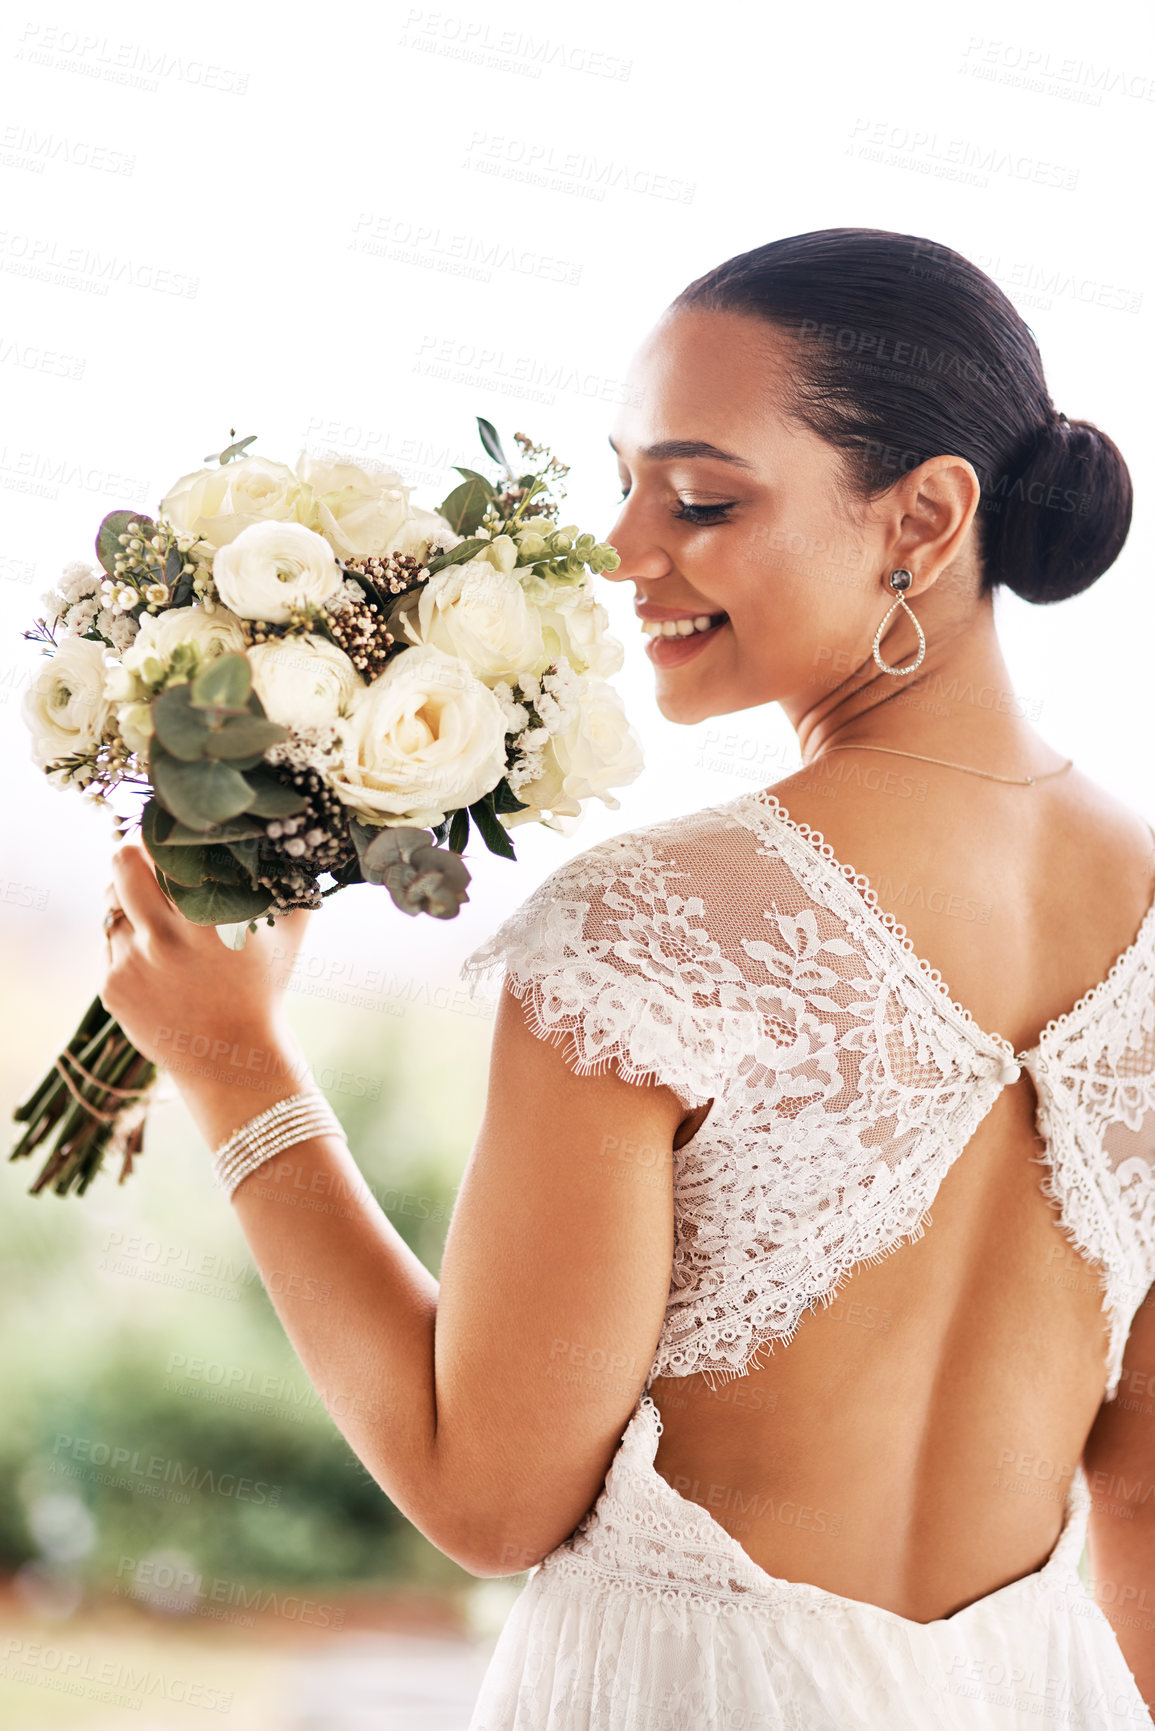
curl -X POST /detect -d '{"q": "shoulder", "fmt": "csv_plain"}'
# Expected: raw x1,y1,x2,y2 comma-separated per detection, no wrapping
462,794,766,978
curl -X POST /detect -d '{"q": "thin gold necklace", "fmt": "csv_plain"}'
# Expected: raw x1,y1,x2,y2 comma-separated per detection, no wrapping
809,742,1074,788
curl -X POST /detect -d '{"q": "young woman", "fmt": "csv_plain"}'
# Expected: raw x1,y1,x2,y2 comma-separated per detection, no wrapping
101,230,1155,1728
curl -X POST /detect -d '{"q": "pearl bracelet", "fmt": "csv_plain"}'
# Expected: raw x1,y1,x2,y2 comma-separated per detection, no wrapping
211,1090,345,1200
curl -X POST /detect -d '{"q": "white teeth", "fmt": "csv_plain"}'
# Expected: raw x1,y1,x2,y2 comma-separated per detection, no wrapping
641,613,723,639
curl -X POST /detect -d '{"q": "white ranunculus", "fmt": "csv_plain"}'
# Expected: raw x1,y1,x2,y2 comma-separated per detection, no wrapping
413,558,546,683
23,637,112,772
552,678,644,810
295,453,412,559
159,455,313,549
116,702,155,757
384,506,461,563
211,522,345,624
247,635,360,729
123,605,247,681
331,643,507,828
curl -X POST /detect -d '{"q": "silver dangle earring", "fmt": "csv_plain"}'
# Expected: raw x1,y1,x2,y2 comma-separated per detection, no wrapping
872,569,926,677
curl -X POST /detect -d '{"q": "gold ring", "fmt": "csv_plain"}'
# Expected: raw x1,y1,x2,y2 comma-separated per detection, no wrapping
102,907,126,936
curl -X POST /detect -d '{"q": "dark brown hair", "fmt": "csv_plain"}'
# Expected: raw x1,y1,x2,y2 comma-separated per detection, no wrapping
674,228,1132,603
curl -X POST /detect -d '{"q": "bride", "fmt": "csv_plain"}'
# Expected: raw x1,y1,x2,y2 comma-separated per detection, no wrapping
100,229,1155,1728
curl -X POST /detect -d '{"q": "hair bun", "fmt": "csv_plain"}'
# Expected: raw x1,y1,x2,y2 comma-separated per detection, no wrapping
987,415,1133,605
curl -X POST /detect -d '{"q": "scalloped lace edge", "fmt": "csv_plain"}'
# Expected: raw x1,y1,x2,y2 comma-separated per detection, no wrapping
743,788,1155,1059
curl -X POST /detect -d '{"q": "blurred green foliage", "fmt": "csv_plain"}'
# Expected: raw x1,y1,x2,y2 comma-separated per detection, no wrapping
0,992,494,1601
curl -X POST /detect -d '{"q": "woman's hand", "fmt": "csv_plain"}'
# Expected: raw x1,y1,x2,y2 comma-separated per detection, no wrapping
101,845,313,1140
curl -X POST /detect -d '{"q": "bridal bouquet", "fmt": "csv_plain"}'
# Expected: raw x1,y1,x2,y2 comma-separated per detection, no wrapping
13,419,637,1197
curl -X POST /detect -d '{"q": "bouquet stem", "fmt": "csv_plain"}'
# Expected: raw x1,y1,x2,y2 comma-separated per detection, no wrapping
10,998,157,1197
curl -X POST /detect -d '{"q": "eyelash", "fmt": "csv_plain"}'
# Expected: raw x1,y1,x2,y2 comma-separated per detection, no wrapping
617,490,736,526
671,500,735,526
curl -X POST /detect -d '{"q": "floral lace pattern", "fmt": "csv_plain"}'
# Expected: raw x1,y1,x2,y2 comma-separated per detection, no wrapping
460,791,1155,1401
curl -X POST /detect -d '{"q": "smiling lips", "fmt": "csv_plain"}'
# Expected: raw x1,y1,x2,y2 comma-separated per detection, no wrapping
639,611,728,638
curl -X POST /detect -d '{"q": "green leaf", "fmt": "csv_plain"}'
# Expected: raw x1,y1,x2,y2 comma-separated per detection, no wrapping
447,808,470,854
152,754,256,829
162,815,269,845
244,770,308,818
200,845,249,885
145,841,211,887
469,795,517,860
164,878,273,927
477,417,511,473
492,777,529,814
191,652,252,713
96,509,157,576
453,466,497,494
438,477,491,537
204,433,258,465
152,686,211,761
204,715,287,760
140,798,175,850
425,536,488,577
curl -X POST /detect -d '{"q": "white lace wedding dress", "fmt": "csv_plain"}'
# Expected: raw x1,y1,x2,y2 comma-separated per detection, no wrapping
458,789,1155,1730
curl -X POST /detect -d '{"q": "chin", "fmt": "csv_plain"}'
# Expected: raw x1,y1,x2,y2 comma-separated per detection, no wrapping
654,675,770,726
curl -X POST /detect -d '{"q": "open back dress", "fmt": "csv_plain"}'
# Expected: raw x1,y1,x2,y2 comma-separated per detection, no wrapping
458,789,1155,1730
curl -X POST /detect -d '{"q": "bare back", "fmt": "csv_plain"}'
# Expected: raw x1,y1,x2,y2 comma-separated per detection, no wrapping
649,763,1155,1623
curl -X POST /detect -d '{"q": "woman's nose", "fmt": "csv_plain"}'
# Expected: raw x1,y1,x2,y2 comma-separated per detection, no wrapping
600,501,671,585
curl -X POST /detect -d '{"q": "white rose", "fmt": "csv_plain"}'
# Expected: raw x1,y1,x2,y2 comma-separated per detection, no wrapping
331,643,507,828
23,637,112,773
503,736,578,831
413,558,545,683
553,679,644,810
524,573,624,678
384,505,461,563
247,635,360,729
295,452,411,559
211,522,345,624
123,605,247,683
159,455,313,549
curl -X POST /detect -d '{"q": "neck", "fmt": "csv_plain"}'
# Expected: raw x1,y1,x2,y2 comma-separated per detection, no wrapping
787,594,1051,773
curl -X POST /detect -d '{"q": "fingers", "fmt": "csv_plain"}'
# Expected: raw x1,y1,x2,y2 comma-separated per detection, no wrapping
111,844,181,940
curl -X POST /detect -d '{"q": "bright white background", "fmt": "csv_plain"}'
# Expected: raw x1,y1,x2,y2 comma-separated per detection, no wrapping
0,0,1152,1715
2,0,1153,1027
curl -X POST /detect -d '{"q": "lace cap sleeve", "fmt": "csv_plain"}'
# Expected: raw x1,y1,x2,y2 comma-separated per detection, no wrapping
458,832,750,1113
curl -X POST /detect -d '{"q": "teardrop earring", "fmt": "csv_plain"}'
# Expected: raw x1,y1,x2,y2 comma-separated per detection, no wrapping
872,569,926,677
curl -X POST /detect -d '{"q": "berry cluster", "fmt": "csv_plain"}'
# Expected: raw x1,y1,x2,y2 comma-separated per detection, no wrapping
256,766,354,912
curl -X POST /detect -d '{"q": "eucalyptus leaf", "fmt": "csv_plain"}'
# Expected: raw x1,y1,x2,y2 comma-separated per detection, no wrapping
244,770,308,818
191,652,252,713
438,477,491,537
165,878,272,927
144,842,210,888
204,715,287,760
468,795,517,860
477,416,511,473
152,686,211,761
163,816,269,845
200,845,249,885
140,799,175,850
152,754,256,829
96,509,156,576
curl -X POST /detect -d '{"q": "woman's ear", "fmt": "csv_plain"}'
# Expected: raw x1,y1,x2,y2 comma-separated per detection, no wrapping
886,455,983,598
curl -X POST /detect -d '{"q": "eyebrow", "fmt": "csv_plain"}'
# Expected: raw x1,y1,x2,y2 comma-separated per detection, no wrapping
608,435,753,468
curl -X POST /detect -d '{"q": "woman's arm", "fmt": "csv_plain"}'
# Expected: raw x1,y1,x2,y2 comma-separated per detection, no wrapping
1082,1285,1155,1710
103,846,685,1576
